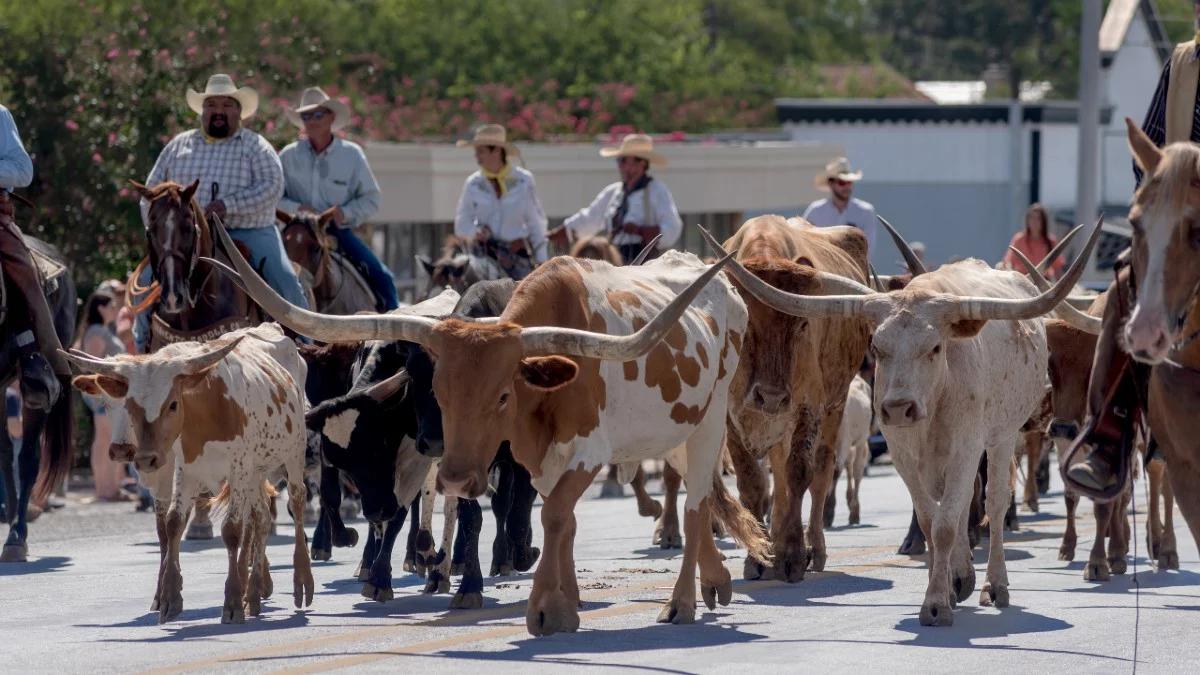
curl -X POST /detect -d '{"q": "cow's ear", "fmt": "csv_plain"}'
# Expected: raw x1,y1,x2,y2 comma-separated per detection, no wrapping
417,255,435,276
518,356,578,391
178,364,220,389
949,319,987,339
1127,117,1162,176
72,374,128,398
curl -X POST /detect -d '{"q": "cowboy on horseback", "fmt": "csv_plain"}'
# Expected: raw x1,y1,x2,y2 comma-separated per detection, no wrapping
278,87,397,311
0,103,70,409
131,74,310,352
557,134,681,264
453,124,548,280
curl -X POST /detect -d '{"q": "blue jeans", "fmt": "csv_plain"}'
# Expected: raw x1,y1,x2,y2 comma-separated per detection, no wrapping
133,226,311,351
329,226,399,310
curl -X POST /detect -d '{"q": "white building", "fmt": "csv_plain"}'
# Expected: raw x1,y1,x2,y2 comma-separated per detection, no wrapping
777,0,1170,284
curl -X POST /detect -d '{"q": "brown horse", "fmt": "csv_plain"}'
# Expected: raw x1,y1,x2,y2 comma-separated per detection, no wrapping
1125,119,1200,557
279,209,375,315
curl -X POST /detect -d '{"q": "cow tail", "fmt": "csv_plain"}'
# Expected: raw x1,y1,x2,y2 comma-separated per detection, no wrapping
709,471,773,564
207,483,232,522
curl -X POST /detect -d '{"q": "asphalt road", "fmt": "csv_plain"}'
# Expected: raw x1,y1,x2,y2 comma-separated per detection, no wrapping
1,463,1197,674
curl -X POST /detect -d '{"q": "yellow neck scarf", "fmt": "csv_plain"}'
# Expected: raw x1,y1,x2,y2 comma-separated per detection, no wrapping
482,162,512,197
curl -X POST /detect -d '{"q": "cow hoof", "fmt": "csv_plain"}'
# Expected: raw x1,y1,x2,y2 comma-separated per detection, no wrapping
361,581,394,602
311,547,332,562
221,601,245,624
423,575,451,594
356,566,371,582
599,479,624,498
149,597,160,612
1159,551,1180,570
638,499,663,520
491,562,514,577
333,528,359,548
296,570,314,608
980,583,1009,608
808,550,827,573
184,521,213,541
245,594,262,618
849,511,860,526
953,567,976,602
260,570,274,599
339,498,361,521
1057,545,1075,562
450,591,483,610
402,559,416,574
700,579,733,610
775,557,807,583
822,510,835,529
526,592,579,637
743,557,773,581
919,601,953,627
654,516,682,550
1084,560,1110,582
158,595,183,624
898,537,925,557
451,562,465,576
1109,556,1127,575
513,546,540,573
656,598,696,625
0,543,28,563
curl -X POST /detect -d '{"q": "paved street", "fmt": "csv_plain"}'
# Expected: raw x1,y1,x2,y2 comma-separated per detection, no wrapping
1,463,1197,674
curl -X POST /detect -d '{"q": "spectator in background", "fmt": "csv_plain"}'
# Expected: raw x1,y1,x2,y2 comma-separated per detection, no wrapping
74,281,129,502
1001,203,1065,279
803,157,877,252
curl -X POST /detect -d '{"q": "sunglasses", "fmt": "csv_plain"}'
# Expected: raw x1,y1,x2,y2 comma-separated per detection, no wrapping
300,109,329,122
831,179,852,187
617,157,644,166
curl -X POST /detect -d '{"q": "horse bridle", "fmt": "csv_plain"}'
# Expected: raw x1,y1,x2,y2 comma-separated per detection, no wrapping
283,216,335,292
145,197,210,310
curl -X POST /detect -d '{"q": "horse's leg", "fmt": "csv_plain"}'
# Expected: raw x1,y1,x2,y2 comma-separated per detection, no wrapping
2,409,46,562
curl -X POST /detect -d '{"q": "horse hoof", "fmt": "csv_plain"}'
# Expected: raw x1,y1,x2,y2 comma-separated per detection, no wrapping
0,543,28,563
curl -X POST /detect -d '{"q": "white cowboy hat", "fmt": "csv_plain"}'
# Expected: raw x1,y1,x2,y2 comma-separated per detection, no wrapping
814,156,864,191
456,123,521,157
285,87,352,131
186,74,259,120
600,133,667,167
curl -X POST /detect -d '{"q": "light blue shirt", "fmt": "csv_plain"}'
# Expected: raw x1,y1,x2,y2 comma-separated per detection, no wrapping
278,137,381,228
802,196,877,252
0,106,34,192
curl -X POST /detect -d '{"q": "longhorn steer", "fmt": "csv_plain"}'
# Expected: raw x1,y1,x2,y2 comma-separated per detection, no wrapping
703,218,1101,626
64,324,313,624
719,216,871,580
213,216,771,636
835,374,873,527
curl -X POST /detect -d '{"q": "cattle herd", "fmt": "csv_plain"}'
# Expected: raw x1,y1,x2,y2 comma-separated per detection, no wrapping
52,122,1199,639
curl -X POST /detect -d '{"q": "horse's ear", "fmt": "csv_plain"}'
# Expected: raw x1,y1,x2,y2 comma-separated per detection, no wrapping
318,208,338,226
180,179,200,203
276,209,294,225
128,180,154,201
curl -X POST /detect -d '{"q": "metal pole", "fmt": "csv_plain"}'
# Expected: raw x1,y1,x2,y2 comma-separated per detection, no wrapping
1076,0,1102,234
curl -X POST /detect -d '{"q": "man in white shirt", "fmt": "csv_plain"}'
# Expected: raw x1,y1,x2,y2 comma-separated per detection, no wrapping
802,157,877,253
559,134,682,263
278,87,395,310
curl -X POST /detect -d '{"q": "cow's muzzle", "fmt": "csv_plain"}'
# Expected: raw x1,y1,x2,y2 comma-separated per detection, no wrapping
109,442,136,462
134,451,163,473
746,383,791,415
880,398,925,427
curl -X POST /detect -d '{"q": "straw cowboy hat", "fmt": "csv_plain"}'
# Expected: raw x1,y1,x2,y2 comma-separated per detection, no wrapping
814,156,863,191
285,87,352,131
186,74,259,120
457,124,521,157
600,133,667,167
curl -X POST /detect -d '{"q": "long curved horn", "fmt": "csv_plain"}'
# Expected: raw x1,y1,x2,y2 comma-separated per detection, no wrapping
877,215,927,276
698,226,879,319
517,250,735,359
868,264,884,292
1008,246,1103,334
209,218,438,344
1036,223,1084,274
948,217,1103,322
59,349,125,376
179,336,244,374
630,234,663,266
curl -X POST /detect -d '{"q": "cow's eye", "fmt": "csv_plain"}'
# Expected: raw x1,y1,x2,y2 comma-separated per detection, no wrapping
169,400,178,412
1189,222,1200,250
931,344,941,356
498,392,510,409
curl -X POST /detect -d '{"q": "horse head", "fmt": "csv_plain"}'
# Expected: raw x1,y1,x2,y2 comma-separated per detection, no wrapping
280,208,336,287
130,180,206,316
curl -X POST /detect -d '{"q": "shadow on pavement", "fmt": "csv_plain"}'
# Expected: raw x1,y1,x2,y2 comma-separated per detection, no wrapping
80,603,311,642
0,555,71,575
738,570,898,608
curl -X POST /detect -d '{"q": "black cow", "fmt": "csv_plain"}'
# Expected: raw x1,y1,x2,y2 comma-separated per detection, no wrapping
305,280,540,608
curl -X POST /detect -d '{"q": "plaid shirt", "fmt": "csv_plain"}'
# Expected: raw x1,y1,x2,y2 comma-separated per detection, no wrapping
143,127,283,229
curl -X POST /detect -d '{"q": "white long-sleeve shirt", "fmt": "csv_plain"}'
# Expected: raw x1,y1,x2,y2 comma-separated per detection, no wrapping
454,166,549,262
0,106,33,191
802,197,877,252
278,137,381,228
563,178,682,250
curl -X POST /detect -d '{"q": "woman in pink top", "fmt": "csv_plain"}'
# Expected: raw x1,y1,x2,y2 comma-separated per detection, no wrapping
1003,203,1065,279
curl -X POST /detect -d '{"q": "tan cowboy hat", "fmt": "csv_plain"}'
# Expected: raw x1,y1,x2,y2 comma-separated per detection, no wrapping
285,87,352,131
600,133,667,167
456,123,521,157
186,74,259,120
814,156,864,191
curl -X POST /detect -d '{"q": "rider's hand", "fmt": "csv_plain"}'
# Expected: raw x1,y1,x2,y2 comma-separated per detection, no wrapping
621,222,640,234
330,207,346,226
636,225,661,244
205,199,227,219
547,226,569,246
475,225,493,243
